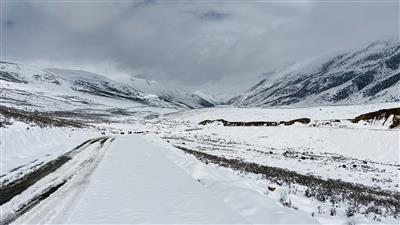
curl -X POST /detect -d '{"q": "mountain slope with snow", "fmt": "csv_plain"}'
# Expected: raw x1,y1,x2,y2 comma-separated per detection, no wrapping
126,77,219,108
230,38,400,107
0,62,216,115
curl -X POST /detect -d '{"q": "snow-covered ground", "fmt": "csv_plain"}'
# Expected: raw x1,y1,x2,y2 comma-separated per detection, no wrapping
148,134,397,225
1,121,97,173
166,102,399,123
12,136,248,224
1,103,399,224
6,135,318,224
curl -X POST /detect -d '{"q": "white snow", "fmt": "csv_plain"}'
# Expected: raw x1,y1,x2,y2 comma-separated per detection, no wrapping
197,125,399,164
1,62,216,112
148,135,318,224
64,136,249,224
1,121,97,174
231,38,400,107
1,99,398,224
13,135,319,224
192,90,219,104
166,103,399,123
144,94,159,99
2,136,114,224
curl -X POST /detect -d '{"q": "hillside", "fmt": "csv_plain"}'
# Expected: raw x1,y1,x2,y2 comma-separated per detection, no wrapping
0,62,216,119
230,38,400,107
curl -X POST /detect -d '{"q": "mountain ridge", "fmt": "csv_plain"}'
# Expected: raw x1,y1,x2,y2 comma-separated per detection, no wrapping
0,62,218,113
230,38,400,107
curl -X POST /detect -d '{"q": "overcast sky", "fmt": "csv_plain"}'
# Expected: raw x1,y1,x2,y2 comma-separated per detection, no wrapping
2,0,399,96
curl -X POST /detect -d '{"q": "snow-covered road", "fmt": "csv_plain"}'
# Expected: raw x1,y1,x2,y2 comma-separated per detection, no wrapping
9,135,318,224
63,135,248,224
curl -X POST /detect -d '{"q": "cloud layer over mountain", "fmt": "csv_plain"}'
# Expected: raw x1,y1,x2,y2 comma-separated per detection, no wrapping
2,1,398,95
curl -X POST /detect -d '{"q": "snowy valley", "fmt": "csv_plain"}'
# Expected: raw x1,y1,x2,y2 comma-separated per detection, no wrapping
1,38,400,225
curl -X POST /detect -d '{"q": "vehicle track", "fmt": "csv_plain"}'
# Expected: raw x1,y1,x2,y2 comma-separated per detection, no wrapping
0,136,114,225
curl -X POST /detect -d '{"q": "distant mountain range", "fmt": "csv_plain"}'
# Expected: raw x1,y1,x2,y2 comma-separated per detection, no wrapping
125,76,221,107
0,62,218,113
230,38,400,107
1,38,399,113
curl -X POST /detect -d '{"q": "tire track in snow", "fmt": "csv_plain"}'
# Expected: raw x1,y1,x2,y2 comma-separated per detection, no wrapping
0,136,114,225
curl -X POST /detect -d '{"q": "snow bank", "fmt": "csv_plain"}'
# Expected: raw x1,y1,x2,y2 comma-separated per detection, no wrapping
1,122,98,173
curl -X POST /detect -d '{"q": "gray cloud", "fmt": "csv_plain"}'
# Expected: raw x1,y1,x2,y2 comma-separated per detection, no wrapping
2,1,398,95
187,9,231,21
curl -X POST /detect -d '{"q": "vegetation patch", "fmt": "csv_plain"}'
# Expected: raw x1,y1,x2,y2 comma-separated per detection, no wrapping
0,106,85,128
351,107,400,128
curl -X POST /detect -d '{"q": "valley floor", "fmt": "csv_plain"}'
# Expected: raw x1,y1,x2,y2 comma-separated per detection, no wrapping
1,103,399,224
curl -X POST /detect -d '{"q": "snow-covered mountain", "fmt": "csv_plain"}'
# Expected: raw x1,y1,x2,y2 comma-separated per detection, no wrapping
230,38,400,107
191,90,222,107
126,77,219,108
0,62,216,114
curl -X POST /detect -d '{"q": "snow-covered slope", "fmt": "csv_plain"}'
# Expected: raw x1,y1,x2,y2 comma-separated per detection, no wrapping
126,77,218,108
0,62,215,114
231,38,400,107
191,90,221,107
